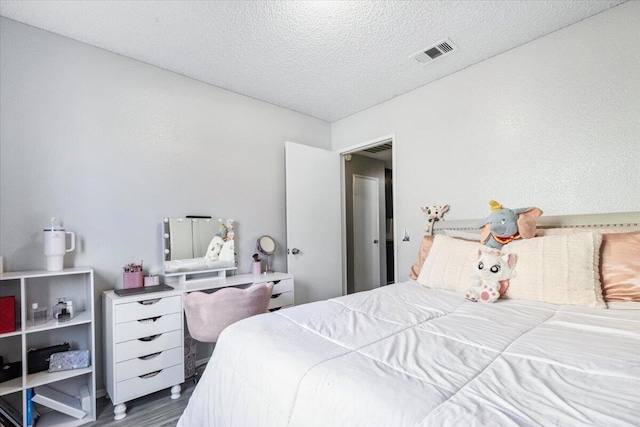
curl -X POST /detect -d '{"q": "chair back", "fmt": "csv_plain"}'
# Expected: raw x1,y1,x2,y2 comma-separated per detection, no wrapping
183,282,274,343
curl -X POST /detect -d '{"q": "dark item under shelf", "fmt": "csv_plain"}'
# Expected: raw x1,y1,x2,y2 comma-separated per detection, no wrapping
0,361,21,383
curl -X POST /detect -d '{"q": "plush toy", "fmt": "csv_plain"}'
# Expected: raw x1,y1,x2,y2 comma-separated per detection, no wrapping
465,249,516,303
226,219,235,241
421,204,450,236
216,218,228,239
477,200,542,249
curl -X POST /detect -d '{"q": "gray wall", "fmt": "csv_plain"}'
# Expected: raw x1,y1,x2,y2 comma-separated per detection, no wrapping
0,17,330,391
344,154,386,293
332,2,640,282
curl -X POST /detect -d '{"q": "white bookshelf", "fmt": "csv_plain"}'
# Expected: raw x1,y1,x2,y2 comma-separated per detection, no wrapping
0,268,96,426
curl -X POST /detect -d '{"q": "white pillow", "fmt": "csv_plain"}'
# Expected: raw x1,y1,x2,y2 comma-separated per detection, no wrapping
416,235,481,292
501,231,606,308
204,236,225,261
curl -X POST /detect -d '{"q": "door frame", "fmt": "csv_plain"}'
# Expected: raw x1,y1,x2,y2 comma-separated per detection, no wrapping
338,134,396,295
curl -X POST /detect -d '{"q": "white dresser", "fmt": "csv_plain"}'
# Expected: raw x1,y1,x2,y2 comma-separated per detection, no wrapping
102,292,183,421
262,274,295,312
103,272,294,420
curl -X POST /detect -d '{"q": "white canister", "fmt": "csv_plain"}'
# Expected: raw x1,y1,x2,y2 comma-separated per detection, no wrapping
44,227,75,271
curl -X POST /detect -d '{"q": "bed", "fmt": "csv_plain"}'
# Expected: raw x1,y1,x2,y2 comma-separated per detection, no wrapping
177,212,640,426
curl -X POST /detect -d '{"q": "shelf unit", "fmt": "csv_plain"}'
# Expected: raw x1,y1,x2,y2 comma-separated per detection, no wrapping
0,267,96,427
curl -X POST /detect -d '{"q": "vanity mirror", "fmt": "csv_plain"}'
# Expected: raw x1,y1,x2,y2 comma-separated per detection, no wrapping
256,235,276,274
163,217,236,282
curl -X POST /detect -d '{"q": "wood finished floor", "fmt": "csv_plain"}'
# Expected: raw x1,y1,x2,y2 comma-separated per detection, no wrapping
87,380,195,427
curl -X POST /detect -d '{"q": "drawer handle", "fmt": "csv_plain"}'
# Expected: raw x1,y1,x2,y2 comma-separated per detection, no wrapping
139,352,162,360
139,370,162,379
138,316,161,324
139,334,162,342
269,307,282,312
139,298,161,306
271,293,282,299
264,280,282,287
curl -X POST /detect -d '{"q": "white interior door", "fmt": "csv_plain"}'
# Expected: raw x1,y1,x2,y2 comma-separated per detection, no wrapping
285,141,343,305
353,175,380,293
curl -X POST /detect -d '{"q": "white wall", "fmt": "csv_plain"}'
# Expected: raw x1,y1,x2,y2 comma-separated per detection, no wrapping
0,17,330,389
332,2,640,281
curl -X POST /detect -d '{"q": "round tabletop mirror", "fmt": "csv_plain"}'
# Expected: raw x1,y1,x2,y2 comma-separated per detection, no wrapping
257,236,276,255
257,235,276,273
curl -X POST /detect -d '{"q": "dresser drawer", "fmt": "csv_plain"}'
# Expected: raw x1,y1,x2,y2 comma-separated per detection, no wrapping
114,312,182,343
268,291,294,309
116,363,183,403
116,346,183,382
254,278,293,294
115,330,182,363
115,295,181,323
269,304,292,313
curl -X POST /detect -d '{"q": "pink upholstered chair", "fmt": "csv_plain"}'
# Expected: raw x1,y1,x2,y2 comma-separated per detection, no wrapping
183,282,274,381
183,282,274,342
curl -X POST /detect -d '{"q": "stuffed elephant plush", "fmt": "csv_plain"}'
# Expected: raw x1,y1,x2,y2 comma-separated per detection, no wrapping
477,200,542,249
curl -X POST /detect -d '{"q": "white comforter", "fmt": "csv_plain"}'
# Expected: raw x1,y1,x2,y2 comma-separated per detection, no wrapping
178,281,640,426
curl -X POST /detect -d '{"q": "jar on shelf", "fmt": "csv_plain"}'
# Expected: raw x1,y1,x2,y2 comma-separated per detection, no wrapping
53,298,67,319
30,302,47,325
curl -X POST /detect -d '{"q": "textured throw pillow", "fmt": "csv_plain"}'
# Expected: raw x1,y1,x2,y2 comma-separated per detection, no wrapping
501,232,606,308
537,229,640,302
416,235,481,292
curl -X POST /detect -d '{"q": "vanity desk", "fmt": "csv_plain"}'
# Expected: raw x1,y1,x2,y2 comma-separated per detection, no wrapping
102,272,294,420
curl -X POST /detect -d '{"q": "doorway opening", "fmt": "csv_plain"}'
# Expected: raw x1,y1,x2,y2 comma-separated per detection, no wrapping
342,139,394,294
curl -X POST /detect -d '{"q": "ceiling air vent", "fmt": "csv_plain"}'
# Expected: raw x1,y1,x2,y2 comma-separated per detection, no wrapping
412,39,458,65
363,142,392,154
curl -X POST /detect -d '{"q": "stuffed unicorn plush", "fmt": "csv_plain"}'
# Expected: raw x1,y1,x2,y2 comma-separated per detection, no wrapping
421,204,450,236
465,249,516,303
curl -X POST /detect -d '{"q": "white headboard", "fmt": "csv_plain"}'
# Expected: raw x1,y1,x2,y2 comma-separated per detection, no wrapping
433,211,640,234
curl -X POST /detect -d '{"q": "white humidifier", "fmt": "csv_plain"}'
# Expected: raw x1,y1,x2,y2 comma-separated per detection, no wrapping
44,217,75,271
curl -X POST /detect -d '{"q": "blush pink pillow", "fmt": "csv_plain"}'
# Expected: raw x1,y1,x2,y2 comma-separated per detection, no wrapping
409,236,434,280
600,231,640,302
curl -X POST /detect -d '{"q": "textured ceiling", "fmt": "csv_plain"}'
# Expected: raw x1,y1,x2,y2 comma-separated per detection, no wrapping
0,0,627,122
